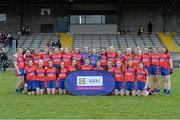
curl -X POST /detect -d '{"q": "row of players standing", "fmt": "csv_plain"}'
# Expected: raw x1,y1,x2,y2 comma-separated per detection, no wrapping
14,46,173,96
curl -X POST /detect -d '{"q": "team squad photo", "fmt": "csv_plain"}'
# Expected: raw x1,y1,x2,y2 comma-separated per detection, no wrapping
14,46,173,96
0,0,180,119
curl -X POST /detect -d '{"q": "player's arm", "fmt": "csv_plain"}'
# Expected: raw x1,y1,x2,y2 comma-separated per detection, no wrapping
13,55,20,74
144,75,149,89
144,70,149,89
168,54,173,74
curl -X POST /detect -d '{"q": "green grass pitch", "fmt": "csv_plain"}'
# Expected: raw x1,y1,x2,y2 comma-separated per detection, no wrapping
0,69,180,119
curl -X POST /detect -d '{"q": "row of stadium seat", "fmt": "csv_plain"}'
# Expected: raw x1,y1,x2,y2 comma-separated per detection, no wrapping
73,34,163,49
17,34,51,49
174,34,180,46
17,33,180,51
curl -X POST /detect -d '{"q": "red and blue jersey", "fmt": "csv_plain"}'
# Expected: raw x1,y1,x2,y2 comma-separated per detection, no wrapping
41,53,51,67
93,66,104,70
24,55,33,67
72,52,82,66
133,54,141,69
51,53,62,65
115,57,124,63
150,54,160,66
35,67,46,81
124,67,136,82
159,53,171,69
107,67,115,74
81,65,93,70
106,51,118,65
123,54,133,67
32,54,41,65
136,69,148,82
90,54,99,67
46,67,57,81
99,54,107,67
25,66,36,80
62,53,72,67
16,55,25,69
68,66,77,72
114,68,124,81
58,68,68,80
81,52,91,65
141,54,150,67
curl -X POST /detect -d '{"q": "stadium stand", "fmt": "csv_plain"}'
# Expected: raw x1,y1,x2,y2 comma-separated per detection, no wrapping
55,33,73,49
17,34,51,49
73,34,163,49
157,32,180,52
173,33,180,46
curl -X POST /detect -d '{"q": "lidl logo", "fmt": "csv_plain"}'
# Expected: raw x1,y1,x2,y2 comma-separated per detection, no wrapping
79,78,86,85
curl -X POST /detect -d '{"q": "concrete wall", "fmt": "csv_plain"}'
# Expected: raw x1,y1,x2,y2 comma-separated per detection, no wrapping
21,4,67,33
118,5,164,33
165,7,180,32
0,6,20,32
70,24,117,34
0,4,180,33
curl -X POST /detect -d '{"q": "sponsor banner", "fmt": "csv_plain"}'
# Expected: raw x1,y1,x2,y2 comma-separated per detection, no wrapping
65,70,115,96
77,76,103,87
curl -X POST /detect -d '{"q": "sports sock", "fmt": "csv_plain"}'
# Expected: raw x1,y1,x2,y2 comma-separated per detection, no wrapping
16,88,19,93
167,90,170,94
164,89,167,93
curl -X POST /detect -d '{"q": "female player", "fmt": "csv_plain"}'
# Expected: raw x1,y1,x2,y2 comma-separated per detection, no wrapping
93,60,104,70
141,48,151,91
72,48,82,68
81,47,91,65
14,48,25,93
68,60,78,72
62,47,72,68
136,62,149,96
124,59,136,96
132,48,142,69
99,48,107,68
81,58,93,70
116,50,124,63
46,60,57,95
35,59,46,95
51,47,62,69
150,48,160,94
32,49,42,66
106,46,118,66
123,48,133,67
107,60,114,74
159,48,173,95
41,47,51,68
90,48,99,67
24,60,36,95
24,49,33,68
58,61,68,95
114,61,124,96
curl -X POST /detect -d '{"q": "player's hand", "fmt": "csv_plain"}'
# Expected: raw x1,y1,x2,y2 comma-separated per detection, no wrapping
170,69,173,75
